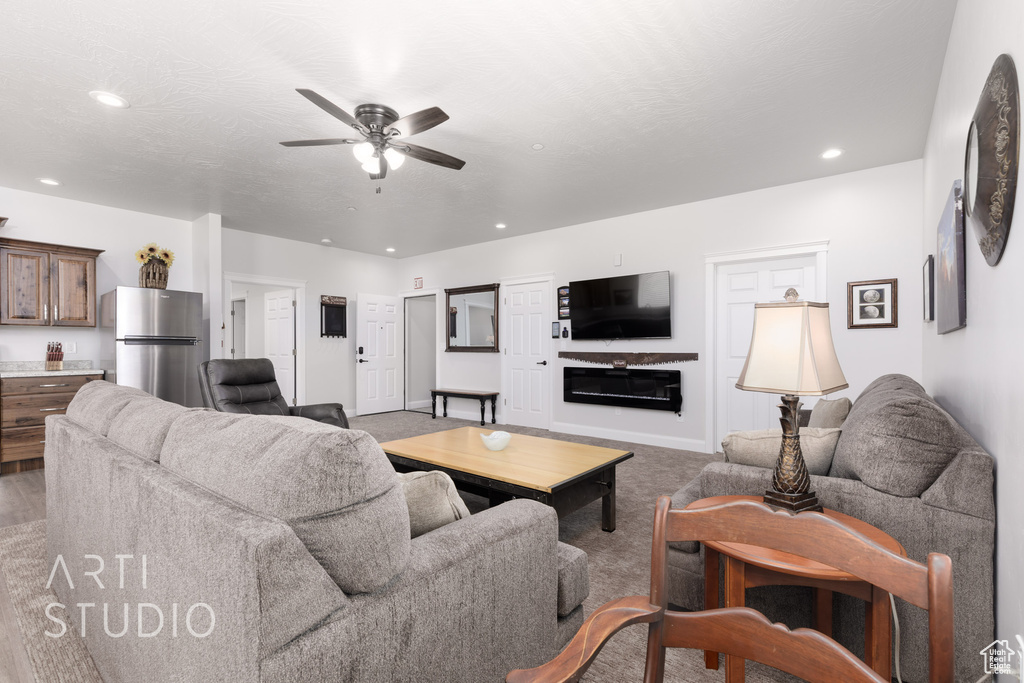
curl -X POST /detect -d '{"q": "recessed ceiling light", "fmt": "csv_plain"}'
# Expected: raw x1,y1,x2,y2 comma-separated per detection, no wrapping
531,143,545,150
320,238,333,244
495,223,507,229
386,247,396,253
37,178,62,186
347,206,357,211
820,148,844,159
88,91,130,108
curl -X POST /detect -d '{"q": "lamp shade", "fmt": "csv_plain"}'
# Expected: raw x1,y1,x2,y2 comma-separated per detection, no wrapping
735,301,848,396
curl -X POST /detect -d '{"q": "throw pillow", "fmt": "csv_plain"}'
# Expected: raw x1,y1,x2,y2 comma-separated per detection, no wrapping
830,394,961,497
721,427,842,476
398,470,471,538
807,397,853,428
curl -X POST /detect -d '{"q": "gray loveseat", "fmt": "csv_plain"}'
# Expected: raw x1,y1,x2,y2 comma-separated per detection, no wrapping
669,374,994,683
46,380,587,682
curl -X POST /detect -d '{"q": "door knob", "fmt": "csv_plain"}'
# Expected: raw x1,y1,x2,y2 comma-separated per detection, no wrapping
536,360,548,365
358,359,369,363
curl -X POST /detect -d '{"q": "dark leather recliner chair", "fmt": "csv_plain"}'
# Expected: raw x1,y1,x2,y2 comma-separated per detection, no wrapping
198,358,349,428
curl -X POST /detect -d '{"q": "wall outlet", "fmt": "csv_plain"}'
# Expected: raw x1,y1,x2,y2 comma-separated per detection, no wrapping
676,412,685,422
66,342,77,354
614,407,622,416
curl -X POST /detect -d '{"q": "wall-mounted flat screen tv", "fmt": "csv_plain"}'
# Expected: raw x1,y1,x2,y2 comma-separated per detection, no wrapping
569,271,671,340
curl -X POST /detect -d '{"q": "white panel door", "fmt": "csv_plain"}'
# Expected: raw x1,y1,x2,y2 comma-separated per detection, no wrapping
356,293,403,415
715,256,816,447
503,281,550,429
264,289,296,405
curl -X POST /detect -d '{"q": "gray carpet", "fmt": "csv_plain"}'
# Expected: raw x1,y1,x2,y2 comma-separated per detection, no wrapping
0,412,795,682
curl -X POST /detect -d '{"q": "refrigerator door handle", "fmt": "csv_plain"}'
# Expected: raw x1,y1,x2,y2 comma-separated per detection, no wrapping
122,337,200,346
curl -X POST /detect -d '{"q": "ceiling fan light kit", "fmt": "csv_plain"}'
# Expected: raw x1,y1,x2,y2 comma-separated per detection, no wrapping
281,89,465,183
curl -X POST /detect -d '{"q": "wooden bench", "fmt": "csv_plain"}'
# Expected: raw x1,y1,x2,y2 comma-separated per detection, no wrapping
431,389,498,425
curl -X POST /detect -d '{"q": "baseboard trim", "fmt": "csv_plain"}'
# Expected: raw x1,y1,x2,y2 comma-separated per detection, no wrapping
406,399,431,411
549,421,708,452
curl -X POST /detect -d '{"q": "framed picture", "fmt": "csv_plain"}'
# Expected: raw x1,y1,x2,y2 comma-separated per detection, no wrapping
922,255,934,322
847,279,898,328
936,180,967,334
557,286,570,319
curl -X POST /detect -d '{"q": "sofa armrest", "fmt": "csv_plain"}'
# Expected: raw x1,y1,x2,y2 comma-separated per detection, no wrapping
556,542,589,617
347,499,563,681
289,402,349,428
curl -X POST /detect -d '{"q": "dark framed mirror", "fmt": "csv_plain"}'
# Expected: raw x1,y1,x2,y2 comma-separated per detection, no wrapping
445,283,499,352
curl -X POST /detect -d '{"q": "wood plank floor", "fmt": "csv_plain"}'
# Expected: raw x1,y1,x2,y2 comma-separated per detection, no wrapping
0,470,46,683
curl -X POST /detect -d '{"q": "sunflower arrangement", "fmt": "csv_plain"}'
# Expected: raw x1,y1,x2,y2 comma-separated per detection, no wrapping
135,243,175,267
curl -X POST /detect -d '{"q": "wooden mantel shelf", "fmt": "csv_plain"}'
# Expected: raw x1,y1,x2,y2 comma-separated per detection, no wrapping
557,352,698,367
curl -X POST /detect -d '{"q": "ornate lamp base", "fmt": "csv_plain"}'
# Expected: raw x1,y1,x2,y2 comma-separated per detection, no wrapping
762,394,824,514
763,489,822,513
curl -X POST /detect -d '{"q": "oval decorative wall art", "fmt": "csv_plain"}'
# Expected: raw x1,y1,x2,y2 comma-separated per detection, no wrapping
964,53,1019,266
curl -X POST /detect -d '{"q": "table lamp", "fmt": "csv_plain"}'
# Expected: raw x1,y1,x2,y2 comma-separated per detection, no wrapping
735,289,847,513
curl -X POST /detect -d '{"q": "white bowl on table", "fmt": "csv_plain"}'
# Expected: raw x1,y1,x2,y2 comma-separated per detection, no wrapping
480,431,511,451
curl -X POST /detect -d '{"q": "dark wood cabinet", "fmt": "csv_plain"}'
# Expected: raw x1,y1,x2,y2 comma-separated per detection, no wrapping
0,373,102,475
0,238,103,327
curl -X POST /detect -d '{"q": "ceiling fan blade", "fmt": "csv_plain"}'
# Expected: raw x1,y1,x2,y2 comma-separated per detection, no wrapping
279,138,360,147
397,142,466,170
385,107,449,138
296,89,368,135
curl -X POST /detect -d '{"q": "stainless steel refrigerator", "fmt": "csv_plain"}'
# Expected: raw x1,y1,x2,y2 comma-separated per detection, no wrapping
100,286,204,407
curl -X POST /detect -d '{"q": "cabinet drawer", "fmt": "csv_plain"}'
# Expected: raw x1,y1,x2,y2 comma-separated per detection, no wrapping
0,392,76,428
0,374,101,396
0,425,46,462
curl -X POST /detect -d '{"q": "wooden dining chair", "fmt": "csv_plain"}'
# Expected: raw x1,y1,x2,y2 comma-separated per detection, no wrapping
507,497,953,683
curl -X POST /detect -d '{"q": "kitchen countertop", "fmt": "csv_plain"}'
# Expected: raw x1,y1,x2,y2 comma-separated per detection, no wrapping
0,369,105,378
0,360,104,379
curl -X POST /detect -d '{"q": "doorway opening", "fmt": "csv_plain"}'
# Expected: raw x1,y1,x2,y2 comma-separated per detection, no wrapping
404,293,437,414
223,272,307,405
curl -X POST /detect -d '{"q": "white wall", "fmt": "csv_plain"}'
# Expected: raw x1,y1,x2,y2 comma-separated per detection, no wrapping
220,228,400,408
0,185,194,365
405,294,437,410
399,161,925,449
922,1,1024,652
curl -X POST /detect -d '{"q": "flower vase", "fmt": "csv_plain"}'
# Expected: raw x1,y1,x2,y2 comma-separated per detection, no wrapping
139,260,169,289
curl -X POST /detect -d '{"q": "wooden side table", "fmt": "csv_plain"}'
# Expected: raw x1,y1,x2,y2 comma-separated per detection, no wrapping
686,495,906,683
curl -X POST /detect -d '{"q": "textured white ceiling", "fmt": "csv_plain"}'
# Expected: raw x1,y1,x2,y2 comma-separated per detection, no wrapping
2,0,956,257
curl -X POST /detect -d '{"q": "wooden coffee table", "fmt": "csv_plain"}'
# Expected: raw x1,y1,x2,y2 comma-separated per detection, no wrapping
379,426,633,531
687,495,906,682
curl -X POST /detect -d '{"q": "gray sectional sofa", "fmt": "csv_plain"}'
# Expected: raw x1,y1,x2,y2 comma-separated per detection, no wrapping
669,374,995,683
45,380,587,682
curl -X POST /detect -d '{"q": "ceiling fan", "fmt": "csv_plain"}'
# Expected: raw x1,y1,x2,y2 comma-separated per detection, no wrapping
280,89,466,181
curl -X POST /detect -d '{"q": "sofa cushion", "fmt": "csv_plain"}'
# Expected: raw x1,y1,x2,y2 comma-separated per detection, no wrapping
106,395,189,462
65,380,154,436
830,393,962,496
807,397,852,428
722,428,841,475
556,543,589,618
160,410,410,594
397,470,471,538
856,373,928,401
